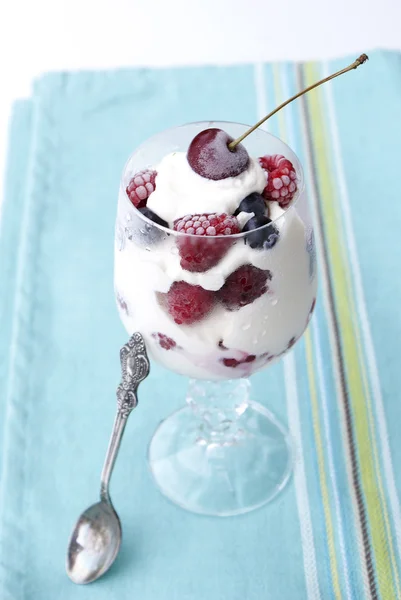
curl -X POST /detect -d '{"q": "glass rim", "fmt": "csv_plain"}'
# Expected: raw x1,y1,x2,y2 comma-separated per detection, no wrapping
119,121,305,240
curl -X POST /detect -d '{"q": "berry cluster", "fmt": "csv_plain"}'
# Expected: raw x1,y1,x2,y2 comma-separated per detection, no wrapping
159,264,272,325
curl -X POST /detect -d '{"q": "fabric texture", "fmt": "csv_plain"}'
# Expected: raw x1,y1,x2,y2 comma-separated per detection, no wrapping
0,51,400,599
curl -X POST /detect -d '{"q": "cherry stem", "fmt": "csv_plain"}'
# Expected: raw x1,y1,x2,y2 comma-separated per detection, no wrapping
228,54,369,150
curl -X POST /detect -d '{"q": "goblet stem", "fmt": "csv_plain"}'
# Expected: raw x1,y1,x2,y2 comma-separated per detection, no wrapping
186,379,250,445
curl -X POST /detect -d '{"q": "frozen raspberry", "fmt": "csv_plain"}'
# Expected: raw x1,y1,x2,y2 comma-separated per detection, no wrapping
259,155,297,208
307,298,316,324
174,213,240,273
175,213,240,236
217,265,272,310
116,293,128,315
152,332,177,350
287,336,297,349
187,128,249,180
160,281,215,325
259,352,275,365
126,169,157,208
223,358,240,368
222,355,256,368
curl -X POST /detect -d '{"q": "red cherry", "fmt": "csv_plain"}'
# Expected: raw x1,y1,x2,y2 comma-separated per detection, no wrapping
187,128,249,180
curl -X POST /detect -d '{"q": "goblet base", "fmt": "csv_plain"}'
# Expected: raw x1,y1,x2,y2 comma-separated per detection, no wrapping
148,400,293,517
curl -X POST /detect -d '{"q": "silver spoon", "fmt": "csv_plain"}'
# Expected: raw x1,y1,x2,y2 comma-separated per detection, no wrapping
66,332,150,584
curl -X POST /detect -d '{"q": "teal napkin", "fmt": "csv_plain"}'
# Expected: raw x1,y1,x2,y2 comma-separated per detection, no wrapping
0,101,33,465
1,51,401,600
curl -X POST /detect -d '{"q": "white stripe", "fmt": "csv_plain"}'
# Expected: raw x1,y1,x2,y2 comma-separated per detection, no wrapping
312,320,353,600
323,62,401,563
254,62,321,600
253,63,269,131
294,64,372,598
280,65,353,599
284,354,322,600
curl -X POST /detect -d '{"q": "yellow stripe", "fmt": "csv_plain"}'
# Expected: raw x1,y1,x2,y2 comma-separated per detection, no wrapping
305,61,398,600
305,330,343,600
345,236,401,597
273,63,343,598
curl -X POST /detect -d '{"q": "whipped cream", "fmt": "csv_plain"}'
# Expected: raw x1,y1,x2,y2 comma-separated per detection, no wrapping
147,152,267,225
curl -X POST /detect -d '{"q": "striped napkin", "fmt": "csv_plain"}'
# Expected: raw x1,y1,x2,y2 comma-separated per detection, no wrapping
1,51,400,600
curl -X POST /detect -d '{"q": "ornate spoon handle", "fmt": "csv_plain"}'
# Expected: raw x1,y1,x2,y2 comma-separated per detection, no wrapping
100,333,150,502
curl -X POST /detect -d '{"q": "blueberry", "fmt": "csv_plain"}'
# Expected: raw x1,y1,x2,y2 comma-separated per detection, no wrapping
139,207,168,229
132,207,169,245
243,215,279,250
234,192,265,217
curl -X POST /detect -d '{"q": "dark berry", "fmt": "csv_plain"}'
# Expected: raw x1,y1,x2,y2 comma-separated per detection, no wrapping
133,207,169,246
287,336,297,349
139,207,168,229
243,215,279,250
222,354,256,368
116,293,128,315
159,281,215,325
223,358,240,368
187,128,249,180
126,170,157,208
244,354,256,362
234,192,266,217
217,265,271,310
307,298,316,324
174,213,240,272
152,332,177,350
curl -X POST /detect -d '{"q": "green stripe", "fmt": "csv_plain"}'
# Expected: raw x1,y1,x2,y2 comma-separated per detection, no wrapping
305,61,399,600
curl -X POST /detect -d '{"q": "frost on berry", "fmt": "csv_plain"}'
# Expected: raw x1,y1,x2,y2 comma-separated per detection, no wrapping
158,281,215,325
217,265,272,310
126,169,157,208
174,213,240,273
259,155,298,208
152,332,177,350
187,128,249,180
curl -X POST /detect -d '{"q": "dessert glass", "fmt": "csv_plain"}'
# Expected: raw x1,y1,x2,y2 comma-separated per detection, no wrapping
115,122,317,516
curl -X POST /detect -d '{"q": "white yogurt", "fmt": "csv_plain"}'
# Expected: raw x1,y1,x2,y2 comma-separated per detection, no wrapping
147,152,267,225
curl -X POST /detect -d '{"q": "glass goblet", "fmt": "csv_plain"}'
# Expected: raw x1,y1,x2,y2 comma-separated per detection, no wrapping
115,121,317,516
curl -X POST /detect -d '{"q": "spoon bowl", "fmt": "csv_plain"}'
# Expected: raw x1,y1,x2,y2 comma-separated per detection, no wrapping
66,500,121,584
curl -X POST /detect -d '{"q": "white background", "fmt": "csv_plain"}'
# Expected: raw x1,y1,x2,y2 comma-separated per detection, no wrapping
1,0,401,204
